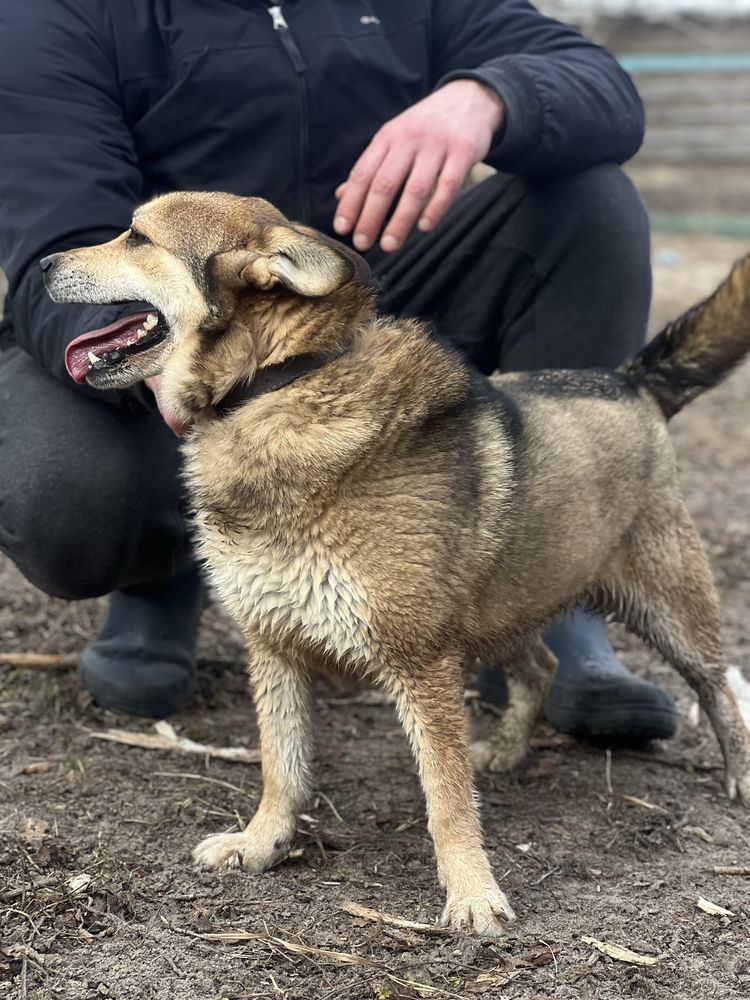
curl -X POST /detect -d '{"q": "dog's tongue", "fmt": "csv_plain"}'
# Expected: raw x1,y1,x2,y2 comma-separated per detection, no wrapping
65,312,154,383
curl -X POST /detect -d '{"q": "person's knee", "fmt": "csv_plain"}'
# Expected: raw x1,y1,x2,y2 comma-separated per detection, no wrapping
531,164,652,329
541,164,650,258
0,439,184,600
3,465,132,600
493,164,652,370
15,537,121,601
0,350,186,599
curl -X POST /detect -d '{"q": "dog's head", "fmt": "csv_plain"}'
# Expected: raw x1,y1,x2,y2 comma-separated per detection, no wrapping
41,192,373,395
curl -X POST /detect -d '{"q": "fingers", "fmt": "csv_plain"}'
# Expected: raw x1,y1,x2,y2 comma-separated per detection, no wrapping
333,138,389,242
352,145,417,251
379,148,445,252
334,145,474,254
333,80,498,252
418,148,475,234
340,144,416,252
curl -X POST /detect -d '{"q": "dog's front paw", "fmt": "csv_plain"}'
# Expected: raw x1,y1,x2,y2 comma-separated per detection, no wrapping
471,738,527,774
441,887,517,938
193,819,294,873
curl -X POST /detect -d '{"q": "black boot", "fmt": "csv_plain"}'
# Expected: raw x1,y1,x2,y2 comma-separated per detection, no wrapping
544,609,677,743
78,566,206,718
477,609,677,745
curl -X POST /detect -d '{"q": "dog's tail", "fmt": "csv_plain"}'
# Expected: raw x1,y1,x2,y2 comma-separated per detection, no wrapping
626,254,750,419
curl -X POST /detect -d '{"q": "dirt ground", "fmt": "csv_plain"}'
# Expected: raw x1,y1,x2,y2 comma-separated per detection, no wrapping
3,109,750,1000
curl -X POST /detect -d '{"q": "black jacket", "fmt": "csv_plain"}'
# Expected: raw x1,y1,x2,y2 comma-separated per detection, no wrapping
0,0,644,394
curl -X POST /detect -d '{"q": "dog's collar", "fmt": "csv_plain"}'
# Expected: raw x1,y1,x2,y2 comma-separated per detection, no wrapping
215,349,345,418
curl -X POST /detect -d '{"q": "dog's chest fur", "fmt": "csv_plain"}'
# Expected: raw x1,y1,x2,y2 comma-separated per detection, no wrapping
195,514,375,667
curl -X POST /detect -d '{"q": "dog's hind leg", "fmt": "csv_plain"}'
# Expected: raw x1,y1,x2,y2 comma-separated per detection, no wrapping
594,504,750,805
386,652,516,937
193,642,314,871
471,636,558,773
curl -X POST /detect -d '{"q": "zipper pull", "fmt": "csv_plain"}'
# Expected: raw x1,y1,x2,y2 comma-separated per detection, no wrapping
267,5,289,31
266,2,305,73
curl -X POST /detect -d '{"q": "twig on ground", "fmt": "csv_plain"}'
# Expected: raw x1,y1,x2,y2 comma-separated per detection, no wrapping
87,721,261,765
152,770,247,794
173,923,465,998
539,938,559,977
682,825,714,843
0,653,75,670
581,936,659,966
317,790,344,823
531,867,559,886
5,907,41,937
387,973,464,997
341,900,451,936
176,925,377,968
712,865,750,875
164,954,185,978
621,794,669,814
697,895,734,917
465,967,524,992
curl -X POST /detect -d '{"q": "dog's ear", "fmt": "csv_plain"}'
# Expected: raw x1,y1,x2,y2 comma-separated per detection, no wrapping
217,226,370,297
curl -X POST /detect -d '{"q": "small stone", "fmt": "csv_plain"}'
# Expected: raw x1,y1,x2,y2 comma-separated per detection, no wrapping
24,760,50,774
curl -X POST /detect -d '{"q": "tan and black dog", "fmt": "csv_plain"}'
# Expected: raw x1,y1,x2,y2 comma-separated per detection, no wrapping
42,192,750,936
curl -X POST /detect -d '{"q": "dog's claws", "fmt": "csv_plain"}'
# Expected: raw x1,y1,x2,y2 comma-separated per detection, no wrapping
441,890,516,937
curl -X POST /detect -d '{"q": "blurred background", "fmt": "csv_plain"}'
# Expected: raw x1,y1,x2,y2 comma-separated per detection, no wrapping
546,1,750,330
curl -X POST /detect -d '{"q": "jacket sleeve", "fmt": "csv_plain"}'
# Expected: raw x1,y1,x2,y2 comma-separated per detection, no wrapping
430,0,645,175
0,0,149,404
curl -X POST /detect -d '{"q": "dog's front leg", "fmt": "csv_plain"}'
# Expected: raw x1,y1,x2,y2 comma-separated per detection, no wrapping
193,645,313,872
387,653,516,937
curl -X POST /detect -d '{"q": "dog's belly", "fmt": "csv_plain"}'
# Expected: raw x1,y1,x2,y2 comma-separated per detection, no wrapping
197,524,375,667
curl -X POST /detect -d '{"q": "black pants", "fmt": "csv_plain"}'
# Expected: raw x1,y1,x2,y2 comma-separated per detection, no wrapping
0,166,651,600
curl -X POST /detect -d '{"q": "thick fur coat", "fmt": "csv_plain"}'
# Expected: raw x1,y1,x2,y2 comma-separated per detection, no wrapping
43,192,750,935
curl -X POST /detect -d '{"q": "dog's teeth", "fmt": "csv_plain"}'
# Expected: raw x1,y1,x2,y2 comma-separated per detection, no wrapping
143,314,158,331
136,329,146,340
126,339,135,346
87,351,100,364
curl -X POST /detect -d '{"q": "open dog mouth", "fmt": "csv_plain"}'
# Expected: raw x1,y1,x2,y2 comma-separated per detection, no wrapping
65,310,168,384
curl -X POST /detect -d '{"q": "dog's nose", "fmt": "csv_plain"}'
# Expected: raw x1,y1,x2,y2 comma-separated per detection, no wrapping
39,253,60,274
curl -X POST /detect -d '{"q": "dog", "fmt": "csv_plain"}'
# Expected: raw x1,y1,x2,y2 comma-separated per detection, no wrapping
41,192,750,936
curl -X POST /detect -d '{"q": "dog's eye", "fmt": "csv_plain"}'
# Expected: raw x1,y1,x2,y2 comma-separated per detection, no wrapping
126,229,151,249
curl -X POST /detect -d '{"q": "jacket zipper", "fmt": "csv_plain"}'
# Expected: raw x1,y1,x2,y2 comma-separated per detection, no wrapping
266,3,311,222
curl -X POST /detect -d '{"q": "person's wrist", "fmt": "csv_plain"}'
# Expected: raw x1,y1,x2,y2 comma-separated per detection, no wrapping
469,80,505,133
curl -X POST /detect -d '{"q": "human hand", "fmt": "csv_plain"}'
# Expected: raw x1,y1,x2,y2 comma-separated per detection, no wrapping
333,80,504,253
144,374,191,437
